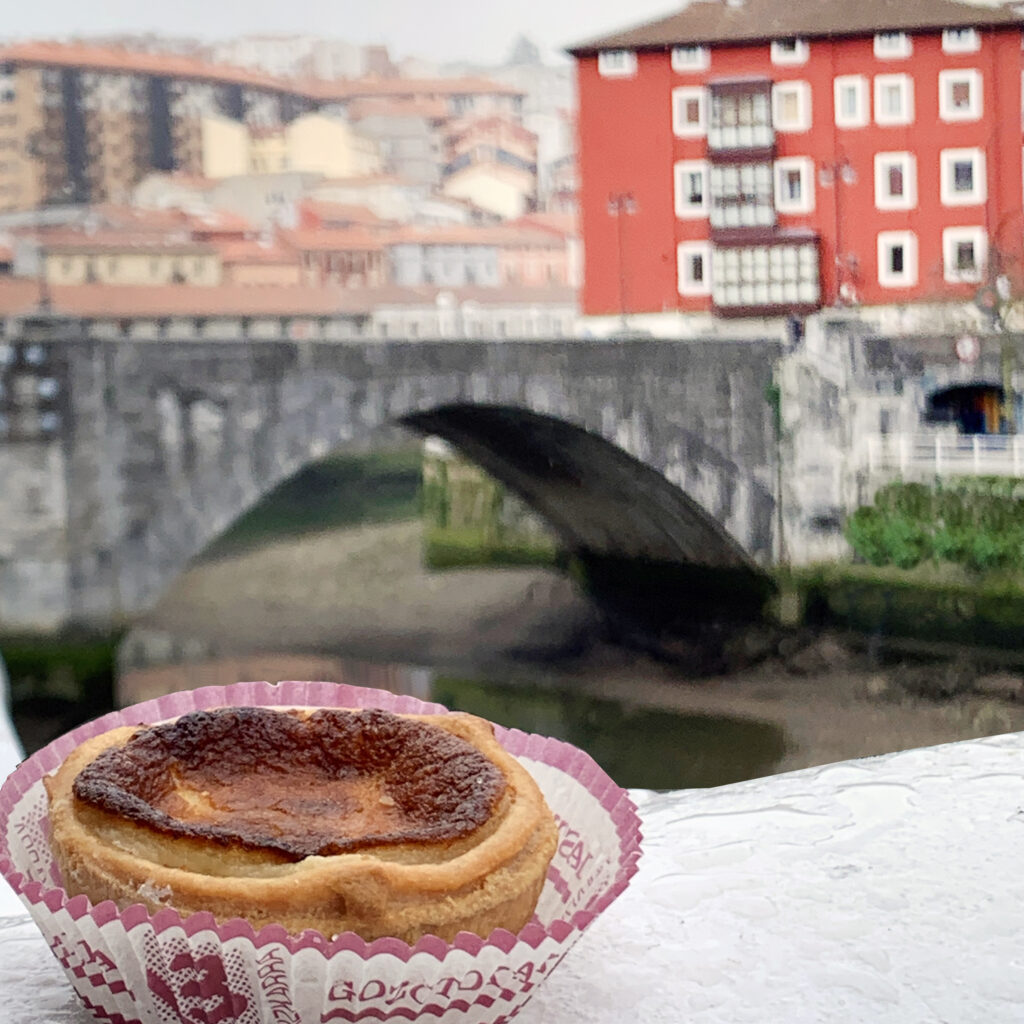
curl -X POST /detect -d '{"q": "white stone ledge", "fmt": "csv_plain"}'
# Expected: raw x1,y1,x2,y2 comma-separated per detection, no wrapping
4,733,1024,1021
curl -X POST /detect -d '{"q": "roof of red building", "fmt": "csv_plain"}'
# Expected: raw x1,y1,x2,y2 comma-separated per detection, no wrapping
568,0,1023,52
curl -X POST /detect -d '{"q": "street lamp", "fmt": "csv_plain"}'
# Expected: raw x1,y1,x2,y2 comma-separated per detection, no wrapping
607,191,637,331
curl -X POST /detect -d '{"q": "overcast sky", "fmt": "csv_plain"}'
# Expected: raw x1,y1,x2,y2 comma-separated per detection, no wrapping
2,1,682,65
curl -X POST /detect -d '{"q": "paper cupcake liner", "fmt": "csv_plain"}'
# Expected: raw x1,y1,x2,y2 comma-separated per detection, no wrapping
0,680,642,1024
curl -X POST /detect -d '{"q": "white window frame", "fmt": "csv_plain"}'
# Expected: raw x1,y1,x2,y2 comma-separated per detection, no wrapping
674,160,709,218
877,230,918,288
874,74,914,126
597,50,637,78
772,81,811,132
940,147,986,206
771,38,809,66
677,241,712,295
873,152,917,210
874,32,912,59
834,75,869,129
942,226,987,283
939,68,982,122
774,157,815,213
671,45,709,72
672,86,706,137
943,28,979,54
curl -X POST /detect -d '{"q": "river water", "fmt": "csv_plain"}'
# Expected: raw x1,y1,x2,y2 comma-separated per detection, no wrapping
15,449,1024,789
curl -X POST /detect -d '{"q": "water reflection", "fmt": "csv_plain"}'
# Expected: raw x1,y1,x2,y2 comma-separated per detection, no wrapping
112,655,789,792
431,675,788,790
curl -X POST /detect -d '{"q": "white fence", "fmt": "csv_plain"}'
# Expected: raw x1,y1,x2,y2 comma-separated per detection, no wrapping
863,432,1024,478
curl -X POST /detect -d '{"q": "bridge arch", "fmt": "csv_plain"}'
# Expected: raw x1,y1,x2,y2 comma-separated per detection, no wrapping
0,334,781,629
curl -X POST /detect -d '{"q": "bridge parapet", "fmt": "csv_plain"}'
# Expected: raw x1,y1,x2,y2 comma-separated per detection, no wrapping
0,325,783,632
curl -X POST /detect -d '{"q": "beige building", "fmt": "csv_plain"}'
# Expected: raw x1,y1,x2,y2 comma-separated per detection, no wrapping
442,116,537,219
442,164,534,220
249,128,289,175
0,66,46,213
284,113,381,179
39,232,221,287
0,42,526,215
201,116,250,180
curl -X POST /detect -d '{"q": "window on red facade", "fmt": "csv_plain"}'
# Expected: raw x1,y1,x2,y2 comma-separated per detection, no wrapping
953,160,974,193
951,81,971,110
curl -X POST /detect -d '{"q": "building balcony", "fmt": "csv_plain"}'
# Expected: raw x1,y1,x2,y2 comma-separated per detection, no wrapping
711,230,820,318
707,123,774,156
709,161,775,233
707,78,774,158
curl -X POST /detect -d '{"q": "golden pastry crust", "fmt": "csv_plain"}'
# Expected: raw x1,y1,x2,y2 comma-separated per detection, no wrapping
45,707,559,943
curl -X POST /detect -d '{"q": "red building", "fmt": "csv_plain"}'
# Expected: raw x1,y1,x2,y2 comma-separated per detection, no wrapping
569,0,1024,325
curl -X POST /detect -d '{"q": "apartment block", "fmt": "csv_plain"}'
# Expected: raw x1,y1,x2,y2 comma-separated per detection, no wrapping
569,0,1024,325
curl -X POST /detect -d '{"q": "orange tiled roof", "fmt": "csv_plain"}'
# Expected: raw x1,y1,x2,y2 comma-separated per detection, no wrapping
0,43,526,110
32,228,214,254
0,279,576,317
186,209,254,235
279,228,387,252
445,115,537,145
509,211,579,237
346,96,449,121
0,279,369,316
0,41,297,94
216,239,300,264
300,75,524,103
387,224,566,247
299,199,387,226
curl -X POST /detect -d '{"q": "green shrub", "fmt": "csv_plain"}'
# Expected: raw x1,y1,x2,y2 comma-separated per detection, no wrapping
880,515,930,569
847,478,1024,573
845,507,889,565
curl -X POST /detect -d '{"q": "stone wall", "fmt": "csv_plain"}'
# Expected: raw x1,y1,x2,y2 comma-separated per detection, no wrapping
0,327,782,631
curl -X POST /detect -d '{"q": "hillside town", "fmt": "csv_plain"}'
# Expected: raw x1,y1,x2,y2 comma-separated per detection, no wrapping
0,33,579,339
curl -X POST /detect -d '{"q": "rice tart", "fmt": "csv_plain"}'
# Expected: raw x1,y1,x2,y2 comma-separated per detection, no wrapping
44,706,559,943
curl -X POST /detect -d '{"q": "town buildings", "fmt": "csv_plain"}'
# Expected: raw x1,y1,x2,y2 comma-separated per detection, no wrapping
0,43,536,214
0,35,579,340
568,0,1024,335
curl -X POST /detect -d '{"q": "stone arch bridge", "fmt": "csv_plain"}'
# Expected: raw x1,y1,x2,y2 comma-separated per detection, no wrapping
0,325,782,631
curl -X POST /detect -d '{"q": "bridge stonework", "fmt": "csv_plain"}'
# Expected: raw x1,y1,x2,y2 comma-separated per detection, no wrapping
0,329,782,632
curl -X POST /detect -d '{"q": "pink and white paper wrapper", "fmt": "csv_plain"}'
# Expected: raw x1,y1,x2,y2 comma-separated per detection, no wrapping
0,680,642,1024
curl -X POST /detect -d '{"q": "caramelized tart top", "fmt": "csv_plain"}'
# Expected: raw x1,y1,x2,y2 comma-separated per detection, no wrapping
72,707,507,861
